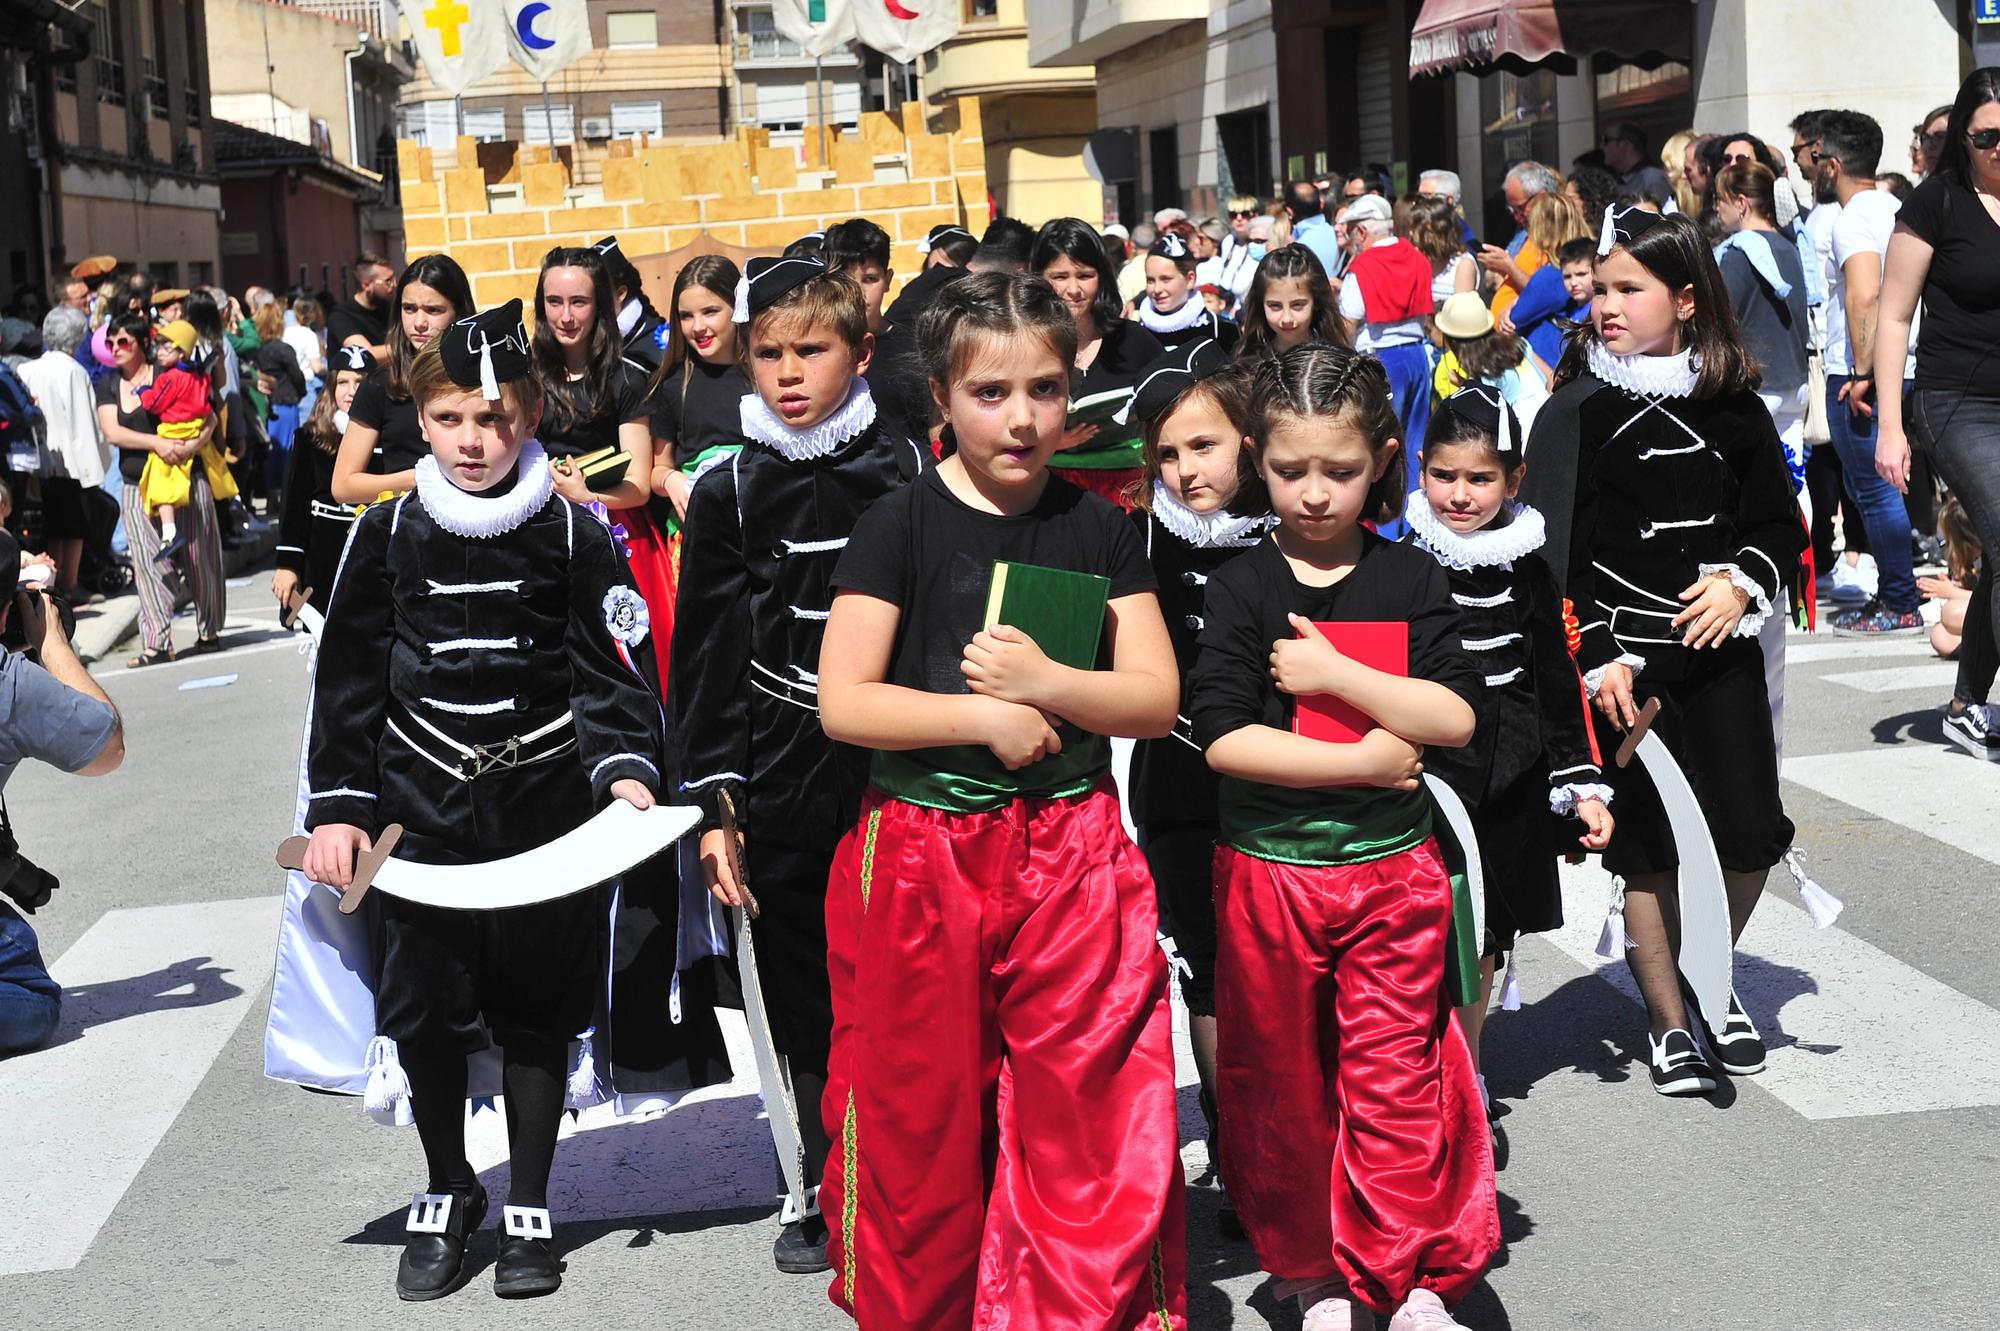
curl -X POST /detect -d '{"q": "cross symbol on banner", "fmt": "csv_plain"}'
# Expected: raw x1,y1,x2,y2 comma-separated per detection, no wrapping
423,0,471,57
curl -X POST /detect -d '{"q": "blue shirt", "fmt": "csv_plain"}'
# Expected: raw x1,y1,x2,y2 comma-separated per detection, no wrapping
1291,214,1344,278
0,648,120,794
1508,266,1588,369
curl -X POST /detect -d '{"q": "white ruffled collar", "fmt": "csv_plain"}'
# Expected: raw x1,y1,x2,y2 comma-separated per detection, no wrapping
1406,495,1546,571
1137,297,1207,336
1149,481,1271,548
1588,341,1699,399
739,379,878,461
414,440,554,539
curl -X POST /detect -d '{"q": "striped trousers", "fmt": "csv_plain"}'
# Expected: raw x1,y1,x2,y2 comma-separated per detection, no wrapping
121,474,225,654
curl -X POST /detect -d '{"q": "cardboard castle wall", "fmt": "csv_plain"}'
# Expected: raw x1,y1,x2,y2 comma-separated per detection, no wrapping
394,100,990,311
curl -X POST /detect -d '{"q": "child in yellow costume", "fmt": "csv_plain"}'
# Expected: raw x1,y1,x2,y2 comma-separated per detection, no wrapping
138,319,238,565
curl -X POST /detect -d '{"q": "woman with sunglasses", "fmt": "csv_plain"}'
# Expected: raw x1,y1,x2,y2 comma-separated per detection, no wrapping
1875,68,2000,758
93,314,227,667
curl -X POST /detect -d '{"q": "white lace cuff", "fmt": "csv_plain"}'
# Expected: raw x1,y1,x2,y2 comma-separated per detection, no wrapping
1582,653,1646,698
1699,562,1773,638
1550,782,1615,815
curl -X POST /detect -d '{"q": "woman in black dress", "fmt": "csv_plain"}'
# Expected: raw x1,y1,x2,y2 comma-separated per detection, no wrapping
332,254,472,504
272,346,374,614
1032,217,1164,506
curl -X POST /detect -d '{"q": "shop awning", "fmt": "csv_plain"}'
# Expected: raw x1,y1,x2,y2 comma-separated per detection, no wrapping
1409,0,1693,78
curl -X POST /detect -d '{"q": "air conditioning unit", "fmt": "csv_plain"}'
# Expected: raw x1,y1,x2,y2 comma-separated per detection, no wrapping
580,117,611,141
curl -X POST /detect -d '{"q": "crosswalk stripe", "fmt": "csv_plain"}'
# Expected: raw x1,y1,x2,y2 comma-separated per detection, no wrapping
1785,636,1936,665
1784,746,2000,866
1540,863,2000,1119
1820,663,1959,693
0,897,280,1275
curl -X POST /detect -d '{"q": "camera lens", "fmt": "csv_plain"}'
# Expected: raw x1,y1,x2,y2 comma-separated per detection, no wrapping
0,852,57,913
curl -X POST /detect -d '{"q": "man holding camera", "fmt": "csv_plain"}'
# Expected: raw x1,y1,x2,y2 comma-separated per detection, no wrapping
0,530,123,1054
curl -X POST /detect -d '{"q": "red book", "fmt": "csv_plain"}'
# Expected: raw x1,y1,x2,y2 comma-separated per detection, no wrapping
1289,620,1409,743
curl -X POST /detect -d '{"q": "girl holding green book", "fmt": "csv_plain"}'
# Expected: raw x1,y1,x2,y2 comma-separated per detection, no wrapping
816,271,1188,1330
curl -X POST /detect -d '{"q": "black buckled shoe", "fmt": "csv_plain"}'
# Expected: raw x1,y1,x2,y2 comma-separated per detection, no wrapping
1681,981,1768,1076
1648,1028,1718,1097
494,1205,561,1298
397,1183,487,1301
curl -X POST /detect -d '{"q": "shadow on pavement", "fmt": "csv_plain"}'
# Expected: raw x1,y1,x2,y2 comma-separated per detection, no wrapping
1871,706,1946,746
34,956,245,1050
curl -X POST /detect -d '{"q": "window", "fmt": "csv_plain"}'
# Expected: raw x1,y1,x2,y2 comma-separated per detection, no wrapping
462,106,507,142
741,7,801,61
1477,70,1558,241
1148,126,1181,214
182,0,200,119
966,0,999,17
188,261,214,287
523,103,576,146
605,11,657,48
149,261,179,286
1217,106,1273,203
91,1,125,109
139,0,166,119
610,100,663,140
404,99,458,148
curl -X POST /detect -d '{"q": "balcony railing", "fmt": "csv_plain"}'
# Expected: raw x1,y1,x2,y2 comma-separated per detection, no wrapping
286,0,396,43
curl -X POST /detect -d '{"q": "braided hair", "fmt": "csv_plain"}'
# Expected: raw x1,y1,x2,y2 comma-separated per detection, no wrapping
1251,343,1406,525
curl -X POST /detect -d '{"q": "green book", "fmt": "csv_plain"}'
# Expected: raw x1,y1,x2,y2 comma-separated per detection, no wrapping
1057,387,1143,468
983,561,1111,670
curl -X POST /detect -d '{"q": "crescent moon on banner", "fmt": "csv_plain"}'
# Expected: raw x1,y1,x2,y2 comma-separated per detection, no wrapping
885,0,920,17
516,1,556,49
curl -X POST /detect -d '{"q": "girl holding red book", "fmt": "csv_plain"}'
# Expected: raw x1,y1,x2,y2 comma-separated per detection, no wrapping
1188,343,1497,1331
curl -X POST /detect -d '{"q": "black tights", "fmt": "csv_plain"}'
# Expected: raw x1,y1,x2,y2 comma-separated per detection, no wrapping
404,1040,568,1209
790,1058,832,1214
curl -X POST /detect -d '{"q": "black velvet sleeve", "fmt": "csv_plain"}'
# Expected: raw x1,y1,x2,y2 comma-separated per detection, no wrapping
1188,557,1272,750
566,514,668,800
1523,555,1601,790
1717,393,1806,608
1559,430,1622,674
274,438,316,576
303,504,395,835
669,458,752,830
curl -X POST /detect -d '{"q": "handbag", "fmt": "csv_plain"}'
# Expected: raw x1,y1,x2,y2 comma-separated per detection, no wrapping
1804,350,1831,446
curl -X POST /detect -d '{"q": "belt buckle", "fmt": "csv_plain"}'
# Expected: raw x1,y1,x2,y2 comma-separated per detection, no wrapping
458,736,523,780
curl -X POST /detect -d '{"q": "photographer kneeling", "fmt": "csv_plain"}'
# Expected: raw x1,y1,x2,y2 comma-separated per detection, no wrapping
0,530,123,1055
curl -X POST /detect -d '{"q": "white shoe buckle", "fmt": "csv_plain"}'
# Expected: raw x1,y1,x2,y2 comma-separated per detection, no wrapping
407,1192,453,1234
502,1205,552,1239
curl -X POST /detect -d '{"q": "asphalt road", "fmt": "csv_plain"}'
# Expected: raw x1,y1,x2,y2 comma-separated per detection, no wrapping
3,580,1996,1330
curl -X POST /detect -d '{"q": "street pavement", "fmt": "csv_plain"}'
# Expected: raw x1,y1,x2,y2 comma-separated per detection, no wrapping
3,579,1998,1330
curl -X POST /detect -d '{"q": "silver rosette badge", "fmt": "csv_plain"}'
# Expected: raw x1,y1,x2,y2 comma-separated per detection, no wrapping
601,585,651,647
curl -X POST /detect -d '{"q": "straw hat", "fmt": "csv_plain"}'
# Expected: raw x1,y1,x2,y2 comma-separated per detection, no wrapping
1434,291,1494,340
70,255,118,280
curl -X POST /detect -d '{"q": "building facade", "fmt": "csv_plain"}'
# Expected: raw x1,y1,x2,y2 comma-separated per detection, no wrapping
2,0,221,298
728,0,869,141
1028,0,1280,225
399,0,731,185
926,0,1099,224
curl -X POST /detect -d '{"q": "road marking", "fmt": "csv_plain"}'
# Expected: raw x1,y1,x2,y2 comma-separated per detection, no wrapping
1784,745,2000,866
97,635,305,687
1820,662,1959,693
1541,863,2000,1119
0,897,280,1275
1786,636,1936,665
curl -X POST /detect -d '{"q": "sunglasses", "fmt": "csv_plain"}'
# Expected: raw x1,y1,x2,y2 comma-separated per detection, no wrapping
1721,151,1755,165
1971,129,2000,151
1811,150,1834,164
107,335,138,349
1230,209,1257,218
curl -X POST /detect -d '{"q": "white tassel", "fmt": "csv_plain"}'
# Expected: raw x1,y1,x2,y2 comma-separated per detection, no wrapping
1784,847,1843,927
565,1027,606,1110
1499,957,1522,1011
1159,932,1192,1035
1597,203,1619,256
362,1035,413,1127
1594,876,1628,958
732,275,752,324
477,332,500,403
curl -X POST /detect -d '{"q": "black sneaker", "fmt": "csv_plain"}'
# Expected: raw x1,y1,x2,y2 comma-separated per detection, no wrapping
1944,703,2000,762
1679,980,1767,1075
1648,1028,1717,1096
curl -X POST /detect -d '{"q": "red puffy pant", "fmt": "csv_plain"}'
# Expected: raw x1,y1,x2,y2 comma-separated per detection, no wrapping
822,786,1187,1331
1213,841,1497,1314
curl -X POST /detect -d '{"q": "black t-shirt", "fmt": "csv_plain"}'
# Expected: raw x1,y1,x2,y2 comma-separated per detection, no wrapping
650,356,752,466
345,370,428,475
1077,320,1165,398
255,339,306,406
1898,174,2000,398
832,467,1156,803
95,370,157,482
325,296,388,354
538,361,653,459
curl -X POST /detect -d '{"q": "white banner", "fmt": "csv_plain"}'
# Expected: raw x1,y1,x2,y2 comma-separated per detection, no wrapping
505,0,593,83
770,0,857,60
400,0,506,97
850,0,956,65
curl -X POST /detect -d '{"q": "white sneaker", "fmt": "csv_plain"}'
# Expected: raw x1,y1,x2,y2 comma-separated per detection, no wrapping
1301,1293,1372,1331
1827,555,1870,606
1388,1288,1471,1331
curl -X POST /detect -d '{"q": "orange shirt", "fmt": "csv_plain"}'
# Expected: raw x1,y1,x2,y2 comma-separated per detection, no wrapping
1489,238,1547,322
